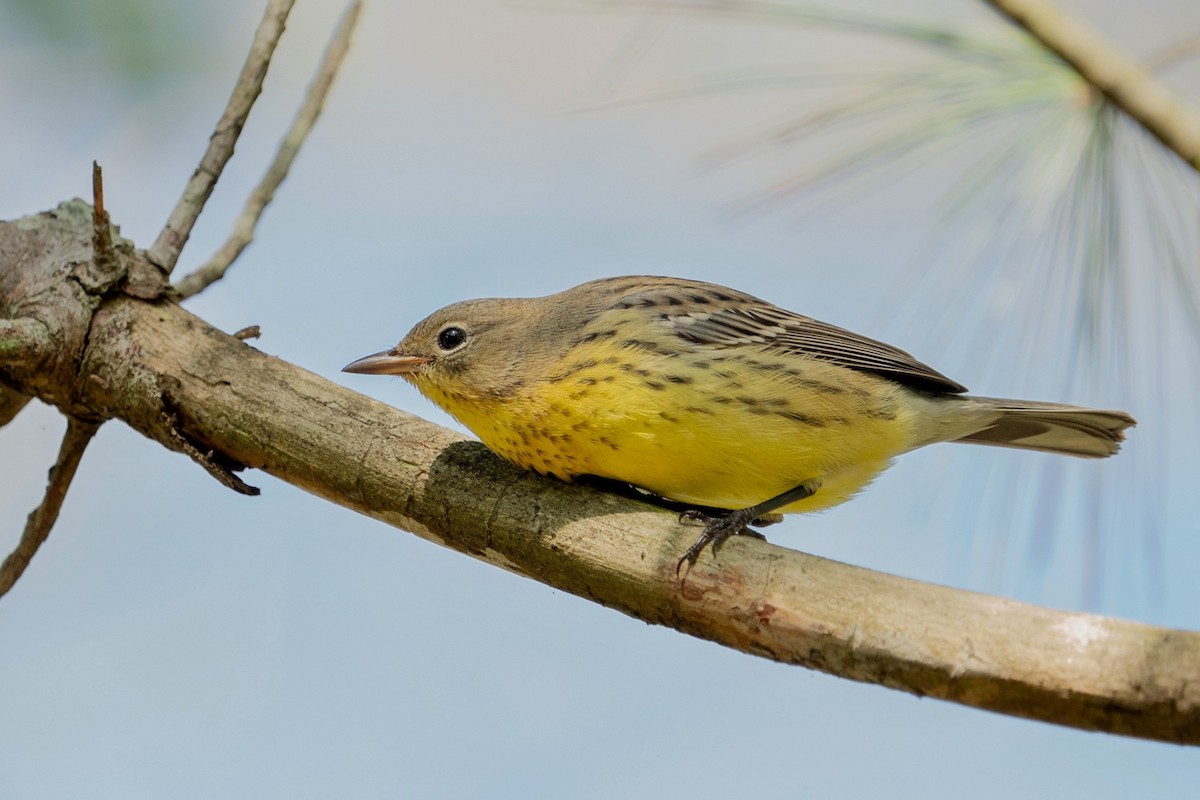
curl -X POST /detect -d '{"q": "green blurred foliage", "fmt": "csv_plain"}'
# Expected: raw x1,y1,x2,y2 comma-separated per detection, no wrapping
1,0,216,87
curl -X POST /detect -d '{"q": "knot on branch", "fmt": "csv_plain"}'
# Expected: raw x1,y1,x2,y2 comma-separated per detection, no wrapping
0,199,173,413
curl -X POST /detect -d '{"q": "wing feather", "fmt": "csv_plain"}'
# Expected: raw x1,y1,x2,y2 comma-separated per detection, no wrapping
602,278,966,394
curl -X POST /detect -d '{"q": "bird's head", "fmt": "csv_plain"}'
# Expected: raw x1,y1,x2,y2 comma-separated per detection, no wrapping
342,296,544,403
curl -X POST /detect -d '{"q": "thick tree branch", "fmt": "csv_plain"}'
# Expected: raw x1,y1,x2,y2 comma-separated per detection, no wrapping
146,0,296,274
175,1,363,299
7,282,1179,745
0,204,1197,740
984,0,1200,170
0,416,100,598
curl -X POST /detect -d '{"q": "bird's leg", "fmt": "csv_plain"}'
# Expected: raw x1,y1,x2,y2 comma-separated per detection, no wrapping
577,475,752,519
676,481,819,575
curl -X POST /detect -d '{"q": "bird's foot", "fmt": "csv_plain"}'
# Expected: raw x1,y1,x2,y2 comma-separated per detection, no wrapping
676,508,762,576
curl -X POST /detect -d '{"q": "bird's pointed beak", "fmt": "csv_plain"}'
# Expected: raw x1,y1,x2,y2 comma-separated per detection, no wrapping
342,349,432,375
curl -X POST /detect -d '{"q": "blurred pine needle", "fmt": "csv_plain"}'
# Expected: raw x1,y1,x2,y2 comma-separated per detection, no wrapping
566,0,1200,608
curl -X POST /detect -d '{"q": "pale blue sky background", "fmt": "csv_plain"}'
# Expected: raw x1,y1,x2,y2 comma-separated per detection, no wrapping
1,0,1198,797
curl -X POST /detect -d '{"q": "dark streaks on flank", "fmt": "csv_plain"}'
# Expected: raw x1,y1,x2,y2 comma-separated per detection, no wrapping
774,410,825,427
779,368,846,395
849,386,875,403
618,338,681,357
618,363,653,378
546,357,600,384
569,329,618,347
735,356,770,371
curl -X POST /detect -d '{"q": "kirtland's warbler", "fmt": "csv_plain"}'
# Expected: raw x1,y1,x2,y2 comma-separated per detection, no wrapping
344,276,1135,570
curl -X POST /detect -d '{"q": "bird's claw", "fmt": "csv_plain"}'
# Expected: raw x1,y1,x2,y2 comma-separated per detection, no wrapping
675,508,758,576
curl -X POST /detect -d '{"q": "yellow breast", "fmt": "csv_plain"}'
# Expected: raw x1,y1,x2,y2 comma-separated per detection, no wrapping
415,337,922,514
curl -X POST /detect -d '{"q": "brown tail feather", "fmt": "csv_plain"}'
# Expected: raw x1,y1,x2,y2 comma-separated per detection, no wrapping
954,397,1136,458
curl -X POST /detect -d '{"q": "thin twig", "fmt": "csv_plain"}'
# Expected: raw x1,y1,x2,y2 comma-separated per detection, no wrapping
164,411,260,496
0,417,100,599
175,1,362,300
91,161,114,269
82,161,126,294
983,0,1200,170
1145,33,1200,73
146,0,297,275
232,325,262,340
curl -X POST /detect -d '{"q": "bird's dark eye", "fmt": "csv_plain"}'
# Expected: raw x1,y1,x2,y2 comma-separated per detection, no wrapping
437,326,467,351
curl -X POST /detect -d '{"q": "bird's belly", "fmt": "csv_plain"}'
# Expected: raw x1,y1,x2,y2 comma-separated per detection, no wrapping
570,407,903,512
464,349,919,513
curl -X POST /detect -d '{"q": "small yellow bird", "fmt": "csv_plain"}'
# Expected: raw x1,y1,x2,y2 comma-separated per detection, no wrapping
344,276,1135,571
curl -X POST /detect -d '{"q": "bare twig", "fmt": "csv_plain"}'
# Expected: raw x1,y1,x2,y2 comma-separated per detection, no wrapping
164,411,260,496
80,161,126,295
1145,33,1200,73
0,417,100,599
91,162,115,271
175,1,362,300
983,0,1200,170
145,0,296,275
232,325,262,340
